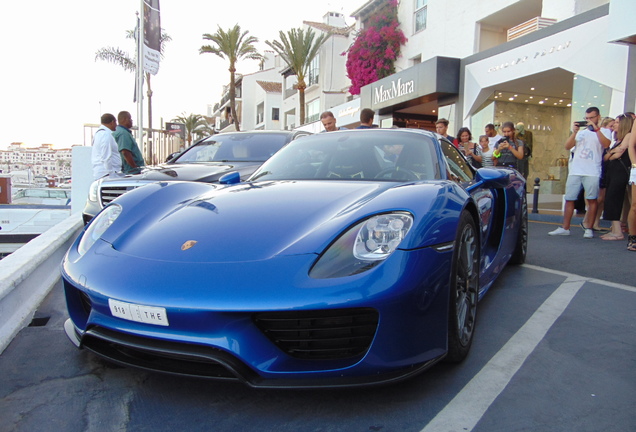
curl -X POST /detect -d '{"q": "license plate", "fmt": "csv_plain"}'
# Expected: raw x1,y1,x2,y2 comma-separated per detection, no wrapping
108,299,169,326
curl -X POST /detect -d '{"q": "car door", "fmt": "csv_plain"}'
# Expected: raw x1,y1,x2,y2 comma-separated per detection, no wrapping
439,140,503,275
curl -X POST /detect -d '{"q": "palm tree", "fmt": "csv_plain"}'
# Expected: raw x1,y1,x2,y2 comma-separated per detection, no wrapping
266,27,329,125
171,113,209,146
95,28,172,160
194,117,216,140
199,25,262,132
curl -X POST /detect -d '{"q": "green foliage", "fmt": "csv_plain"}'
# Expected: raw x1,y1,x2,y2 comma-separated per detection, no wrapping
200,24,262,131
171,113,212,145
266,27,329,125
95,28,172,142
95,29,172,73
266,27,329,88
200,25,262,67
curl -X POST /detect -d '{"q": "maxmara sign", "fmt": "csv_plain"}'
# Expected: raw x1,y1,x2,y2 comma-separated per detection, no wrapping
373,78,415,104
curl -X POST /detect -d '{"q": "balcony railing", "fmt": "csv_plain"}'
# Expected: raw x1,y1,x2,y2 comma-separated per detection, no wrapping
306,113,319,124
507,17,557,41
219,88,242,107
219,118,231,130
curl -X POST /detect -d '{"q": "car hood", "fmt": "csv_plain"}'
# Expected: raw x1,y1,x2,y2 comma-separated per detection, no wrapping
124,161,263,182
103,180,443,263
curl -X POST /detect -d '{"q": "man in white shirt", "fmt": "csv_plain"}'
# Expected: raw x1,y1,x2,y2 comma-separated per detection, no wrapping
91,113,122,179
484,123,503,147
549,107,611,238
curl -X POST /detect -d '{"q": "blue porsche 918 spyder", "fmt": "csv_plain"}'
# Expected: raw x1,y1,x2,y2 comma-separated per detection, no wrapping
62,128,527,388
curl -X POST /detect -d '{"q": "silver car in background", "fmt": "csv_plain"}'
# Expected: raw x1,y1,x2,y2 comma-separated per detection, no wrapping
83,130,311,224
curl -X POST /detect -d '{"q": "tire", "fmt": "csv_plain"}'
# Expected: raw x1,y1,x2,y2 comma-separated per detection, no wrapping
509,194,528,265
446,211,480,363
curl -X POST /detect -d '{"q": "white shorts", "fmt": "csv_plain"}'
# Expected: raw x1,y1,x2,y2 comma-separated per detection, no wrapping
564,175,600,200
630,167,636,186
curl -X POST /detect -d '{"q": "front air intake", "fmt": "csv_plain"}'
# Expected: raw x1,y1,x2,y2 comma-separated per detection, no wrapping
253,308,379,360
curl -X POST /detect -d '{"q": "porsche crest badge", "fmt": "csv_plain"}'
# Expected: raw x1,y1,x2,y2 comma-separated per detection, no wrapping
181,240,197,251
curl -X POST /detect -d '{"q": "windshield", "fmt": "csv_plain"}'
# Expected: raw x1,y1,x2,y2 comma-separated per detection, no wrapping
249,130,441,182
174,133,291,163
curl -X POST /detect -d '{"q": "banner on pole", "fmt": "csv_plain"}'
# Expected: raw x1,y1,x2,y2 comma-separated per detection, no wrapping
143,0,161,75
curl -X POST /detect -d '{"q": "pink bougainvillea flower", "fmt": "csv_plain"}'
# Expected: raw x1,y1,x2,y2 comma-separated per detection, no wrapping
344,1,406,94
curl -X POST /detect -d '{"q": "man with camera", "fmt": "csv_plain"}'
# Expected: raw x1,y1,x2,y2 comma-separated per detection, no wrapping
516,122,533,179
549,106,611,238
493,121,524,169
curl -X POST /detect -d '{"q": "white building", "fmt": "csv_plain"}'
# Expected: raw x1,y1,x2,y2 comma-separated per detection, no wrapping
0,143,72,179
240,52,285,131
211,12,356,133
280,12,354,131
354,0,635,188
212,77,242,133
208,0,635,188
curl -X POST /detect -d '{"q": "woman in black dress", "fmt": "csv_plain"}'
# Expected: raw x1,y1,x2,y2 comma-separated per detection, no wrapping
601,114,633,240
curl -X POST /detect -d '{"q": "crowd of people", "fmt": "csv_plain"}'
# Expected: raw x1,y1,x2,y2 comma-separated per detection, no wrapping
93,106,636,253
432,108,635,252
548,107,635,252
433,118,532,177
321,110,534,178
323,106,635,252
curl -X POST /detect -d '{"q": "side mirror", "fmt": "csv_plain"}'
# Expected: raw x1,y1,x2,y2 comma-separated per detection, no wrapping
473,168,511,189
165,152,180,163
219,172,241,185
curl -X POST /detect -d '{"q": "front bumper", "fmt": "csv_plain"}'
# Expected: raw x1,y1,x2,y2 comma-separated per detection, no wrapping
63,318,444,388
63,242,453,387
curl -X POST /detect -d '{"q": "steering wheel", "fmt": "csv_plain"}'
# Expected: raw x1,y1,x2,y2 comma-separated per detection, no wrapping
374,167,419,181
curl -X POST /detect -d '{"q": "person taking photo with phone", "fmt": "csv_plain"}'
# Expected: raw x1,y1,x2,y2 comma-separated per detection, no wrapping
549,106,612,238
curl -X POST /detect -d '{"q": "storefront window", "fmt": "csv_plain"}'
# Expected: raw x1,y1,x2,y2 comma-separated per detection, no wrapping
571,74,613,122
380,117,394,128
470,101,495,136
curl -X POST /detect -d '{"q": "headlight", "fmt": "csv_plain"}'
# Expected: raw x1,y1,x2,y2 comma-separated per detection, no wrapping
88,179,101,202
310,212,413,279
77,204,122,256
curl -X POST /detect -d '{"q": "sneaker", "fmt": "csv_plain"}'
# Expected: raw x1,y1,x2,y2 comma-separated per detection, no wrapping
583,228,593,239
549,227,571,236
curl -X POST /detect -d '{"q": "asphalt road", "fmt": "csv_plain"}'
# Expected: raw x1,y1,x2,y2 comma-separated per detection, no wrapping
1,215,634,432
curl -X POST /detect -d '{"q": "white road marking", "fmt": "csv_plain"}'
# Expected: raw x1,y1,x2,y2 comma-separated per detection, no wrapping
521,263,636,293
421,264,635,432
421,276,585,432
